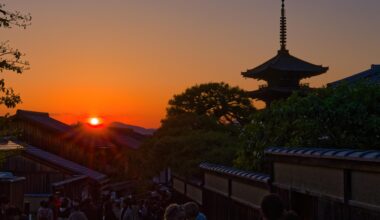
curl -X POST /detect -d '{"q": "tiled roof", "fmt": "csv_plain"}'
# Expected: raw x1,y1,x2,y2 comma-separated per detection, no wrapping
16,110,142,149
51,175,87,187
265,147,380,162
24,143,107,182
328,64,380,87
16,110,70,133
242,50,328,80
199,162,270,183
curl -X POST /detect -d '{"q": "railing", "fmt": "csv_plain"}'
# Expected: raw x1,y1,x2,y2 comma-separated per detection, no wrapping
258,84,268,89
257,83,310,90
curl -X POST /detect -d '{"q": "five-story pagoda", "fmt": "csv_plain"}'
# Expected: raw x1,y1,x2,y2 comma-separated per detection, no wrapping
242,0,328,106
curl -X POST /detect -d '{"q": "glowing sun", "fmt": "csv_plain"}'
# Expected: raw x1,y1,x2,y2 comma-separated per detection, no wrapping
88,117,102,126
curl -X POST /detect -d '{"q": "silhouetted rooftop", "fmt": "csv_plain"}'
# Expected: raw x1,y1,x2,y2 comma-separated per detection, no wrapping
242,50,329,80
15,109,142,149
265,147,380,163
199,162,270,183
328,64,380,87
15,110,71,133
22,142,108,182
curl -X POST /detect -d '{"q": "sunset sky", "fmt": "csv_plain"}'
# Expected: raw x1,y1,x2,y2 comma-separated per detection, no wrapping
1,0,379,128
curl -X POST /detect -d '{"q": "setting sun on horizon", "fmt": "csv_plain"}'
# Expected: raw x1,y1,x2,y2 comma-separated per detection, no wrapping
0,0,379,128
2,1,380,219
88,117,103,126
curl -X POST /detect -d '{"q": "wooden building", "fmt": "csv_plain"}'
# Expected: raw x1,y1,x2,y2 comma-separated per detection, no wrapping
242,0,328,106
0,172,25,210
3,141,108,193
1,140,108,212
12,110,71,154
265,147,380,220
328,64,380,87
12,109,143,177
1,139,107,211
172,163,270,220
172,147,380,220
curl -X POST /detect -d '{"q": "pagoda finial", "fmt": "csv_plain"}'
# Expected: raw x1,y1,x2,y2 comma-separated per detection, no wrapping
280,0,287,52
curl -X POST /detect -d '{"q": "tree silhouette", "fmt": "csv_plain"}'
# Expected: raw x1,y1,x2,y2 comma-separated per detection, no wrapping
167,82,255,125
0,4,31,108
235,82,380,171
132,113,241,178
133,82,255,178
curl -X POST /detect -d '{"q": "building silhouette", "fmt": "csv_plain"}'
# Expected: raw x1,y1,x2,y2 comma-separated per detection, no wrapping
328,64,380,87
242,0,328,106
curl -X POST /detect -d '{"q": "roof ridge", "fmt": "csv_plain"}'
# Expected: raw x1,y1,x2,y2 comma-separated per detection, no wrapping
265,146,380,162
17,109,49,117
199,162,270,183
23,143,107,181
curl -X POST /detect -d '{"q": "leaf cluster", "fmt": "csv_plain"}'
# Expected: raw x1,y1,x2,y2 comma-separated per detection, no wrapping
0,5,31,109
134,82,253,178
133,113,240,179
167,82,255,125
235,82,380,171
0,4,31,29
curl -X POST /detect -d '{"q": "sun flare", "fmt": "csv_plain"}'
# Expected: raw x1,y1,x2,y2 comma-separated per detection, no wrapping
89,117,101,126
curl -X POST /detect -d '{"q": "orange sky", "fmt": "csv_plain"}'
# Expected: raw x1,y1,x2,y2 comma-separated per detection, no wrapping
1,0,379,128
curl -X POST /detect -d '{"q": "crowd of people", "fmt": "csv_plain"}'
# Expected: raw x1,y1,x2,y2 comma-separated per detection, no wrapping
3,190,297,220
163,202,206,220
33,187,175,220
36,196,98,220
103,189,173,220
163,194,298,220
0,196,24,220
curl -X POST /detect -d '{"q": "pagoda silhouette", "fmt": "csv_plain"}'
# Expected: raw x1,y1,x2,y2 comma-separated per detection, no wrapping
242,0,328,106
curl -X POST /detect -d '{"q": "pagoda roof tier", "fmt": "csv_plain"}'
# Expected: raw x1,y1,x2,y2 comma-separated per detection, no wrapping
242,50,328,80
248,87,293,99
248,86,314,102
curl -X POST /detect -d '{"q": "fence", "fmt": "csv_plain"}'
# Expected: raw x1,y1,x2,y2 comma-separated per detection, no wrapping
172,163,270,220
172,147,380,220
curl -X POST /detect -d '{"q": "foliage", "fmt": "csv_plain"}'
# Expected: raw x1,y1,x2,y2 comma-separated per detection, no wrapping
134,82,255,178
167,82,255,125
0,4,31,162
0,116,23,165
0,115,18,136
132,113,241,178
235,82,380,171
0,4,31,108
0,4,31,29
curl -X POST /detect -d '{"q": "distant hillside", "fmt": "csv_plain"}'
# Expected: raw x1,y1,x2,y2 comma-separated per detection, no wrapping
109,122,156,136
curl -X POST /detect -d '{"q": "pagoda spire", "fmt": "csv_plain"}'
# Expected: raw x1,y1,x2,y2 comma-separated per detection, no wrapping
280,0,287,52
242,0,329,106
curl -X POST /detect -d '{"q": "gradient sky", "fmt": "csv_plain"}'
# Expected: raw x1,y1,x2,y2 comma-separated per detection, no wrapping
1,0,379,128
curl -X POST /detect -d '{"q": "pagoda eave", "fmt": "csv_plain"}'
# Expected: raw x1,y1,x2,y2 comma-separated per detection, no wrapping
241,49,329,81
248,86,314,100
242,66,329,81
242,0,328,106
